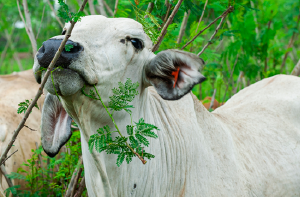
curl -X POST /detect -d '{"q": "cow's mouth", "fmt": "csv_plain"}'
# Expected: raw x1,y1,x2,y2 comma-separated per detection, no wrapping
33,39,98,96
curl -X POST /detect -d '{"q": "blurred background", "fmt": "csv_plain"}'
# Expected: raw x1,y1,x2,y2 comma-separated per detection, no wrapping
0,0,299,105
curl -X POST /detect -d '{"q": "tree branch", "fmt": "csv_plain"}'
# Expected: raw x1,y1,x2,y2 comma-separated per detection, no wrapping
103,0,113,16
291,58,300,76
0,0,89,166
0,150,18,166
0,26,15,68
0,165,15,196
73,177,86,197
17,0,37,57
181,6,233,50
88,0,96,15
97,0,107,16
144,2,154,18
65,157,83,197
152,0,184,52
177,10,190,44
36,5,46,40
46,0,64,29
113,0,119,17
208,89,216,111
195,0,208,33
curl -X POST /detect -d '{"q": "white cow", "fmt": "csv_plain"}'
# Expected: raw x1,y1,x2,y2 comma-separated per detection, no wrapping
33,15,300,196
0,70,44,192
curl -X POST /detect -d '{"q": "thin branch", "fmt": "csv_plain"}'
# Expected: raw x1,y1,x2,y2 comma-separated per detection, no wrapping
233,71,244,94
97,0,107,16
36,5,46,40
280,10,300,73
195,0,208,33
70,163,83,196
24,125,37,131
88,0,96,15
152,0,184,52
73,177,86,197
65,157,83,197
0,0,89,166
144,2,154,18
0,165,15,196
208,89,216,111
18,0,37,57
177,10,191,44
113,0,119,17
160,1,171,30
46,0,64,29
291,58,300,76
181,6,233,50
197,15,227,56
103,0,113,16
0,150,18,166
0,24,15,68
222,54,239,104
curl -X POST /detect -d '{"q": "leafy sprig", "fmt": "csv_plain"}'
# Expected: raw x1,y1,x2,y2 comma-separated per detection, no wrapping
82,79,159,167
17,99,39,114
58,0,85,23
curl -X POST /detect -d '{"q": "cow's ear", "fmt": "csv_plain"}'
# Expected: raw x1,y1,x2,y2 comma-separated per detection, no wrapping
144,49,206,100
41,93,72,157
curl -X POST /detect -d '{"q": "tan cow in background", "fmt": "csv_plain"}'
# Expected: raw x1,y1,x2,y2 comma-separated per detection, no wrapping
0,69,44,193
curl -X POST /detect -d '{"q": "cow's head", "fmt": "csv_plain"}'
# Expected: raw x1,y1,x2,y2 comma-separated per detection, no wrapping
33,15,206,157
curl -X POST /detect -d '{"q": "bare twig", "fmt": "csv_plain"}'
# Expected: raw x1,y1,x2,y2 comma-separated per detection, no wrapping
222,54,239,104
280,11,300,73
195,0,208,33
0,150,18,166
46,0,64,29
88,0,96,15
24,125,37,131
73,177,86,197
291,59,300,76
197,15,227,56
97,0,107,16
152,0,184,52
65,157,83,197
181,6,233,50
113,0,119,17
160,0,171,30
233,71,244,94
144,2,154,18
70,164,83,196
103,0,113,16
0,165,15,196
250,1,259,37
17,0,37,57
0,25,15,68
36,5,46,40
208,89,217,111
0,0,89,166
177,10,191,44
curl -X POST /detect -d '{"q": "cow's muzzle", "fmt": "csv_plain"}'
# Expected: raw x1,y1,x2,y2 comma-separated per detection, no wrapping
37,39,84,68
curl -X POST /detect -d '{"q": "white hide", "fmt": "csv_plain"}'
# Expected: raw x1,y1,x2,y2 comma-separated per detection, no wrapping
34,16,300,196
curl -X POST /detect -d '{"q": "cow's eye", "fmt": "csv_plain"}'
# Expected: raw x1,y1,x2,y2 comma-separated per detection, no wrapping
61,30,66,35
130,38,143,50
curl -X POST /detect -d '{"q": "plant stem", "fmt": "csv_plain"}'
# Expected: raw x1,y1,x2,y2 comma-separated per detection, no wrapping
93,85,147,164
181,6,233,50
152,0,184,52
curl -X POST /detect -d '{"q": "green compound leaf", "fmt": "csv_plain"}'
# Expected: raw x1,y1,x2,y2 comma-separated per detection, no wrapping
116,152,126,167
143,152,155,160
125,153,133,164
135,134,149,147
126,125,133,135
65,44,74,52
97,128,104,135
17,99,39,114
129,136,139,148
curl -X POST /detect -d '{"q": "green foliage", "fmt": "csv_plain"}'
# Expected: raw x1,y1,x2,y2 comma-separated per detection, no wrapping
58,0,85,22
84,78,159,167
17,99,39,114
5,126,87,196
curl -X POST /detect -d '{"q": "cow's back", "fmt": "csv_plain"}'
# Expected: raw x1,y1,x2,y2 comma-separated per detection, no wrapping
0,70,44,191
212,75,300,196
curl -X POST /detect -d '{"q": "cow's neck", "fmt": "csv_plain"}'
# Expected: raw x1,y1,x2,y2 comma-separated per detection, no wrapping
61,87,240,196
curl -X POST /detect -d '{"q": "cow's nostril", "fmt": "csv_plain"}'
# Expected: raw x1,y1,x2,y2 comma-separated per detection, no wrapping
37,39,83,68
